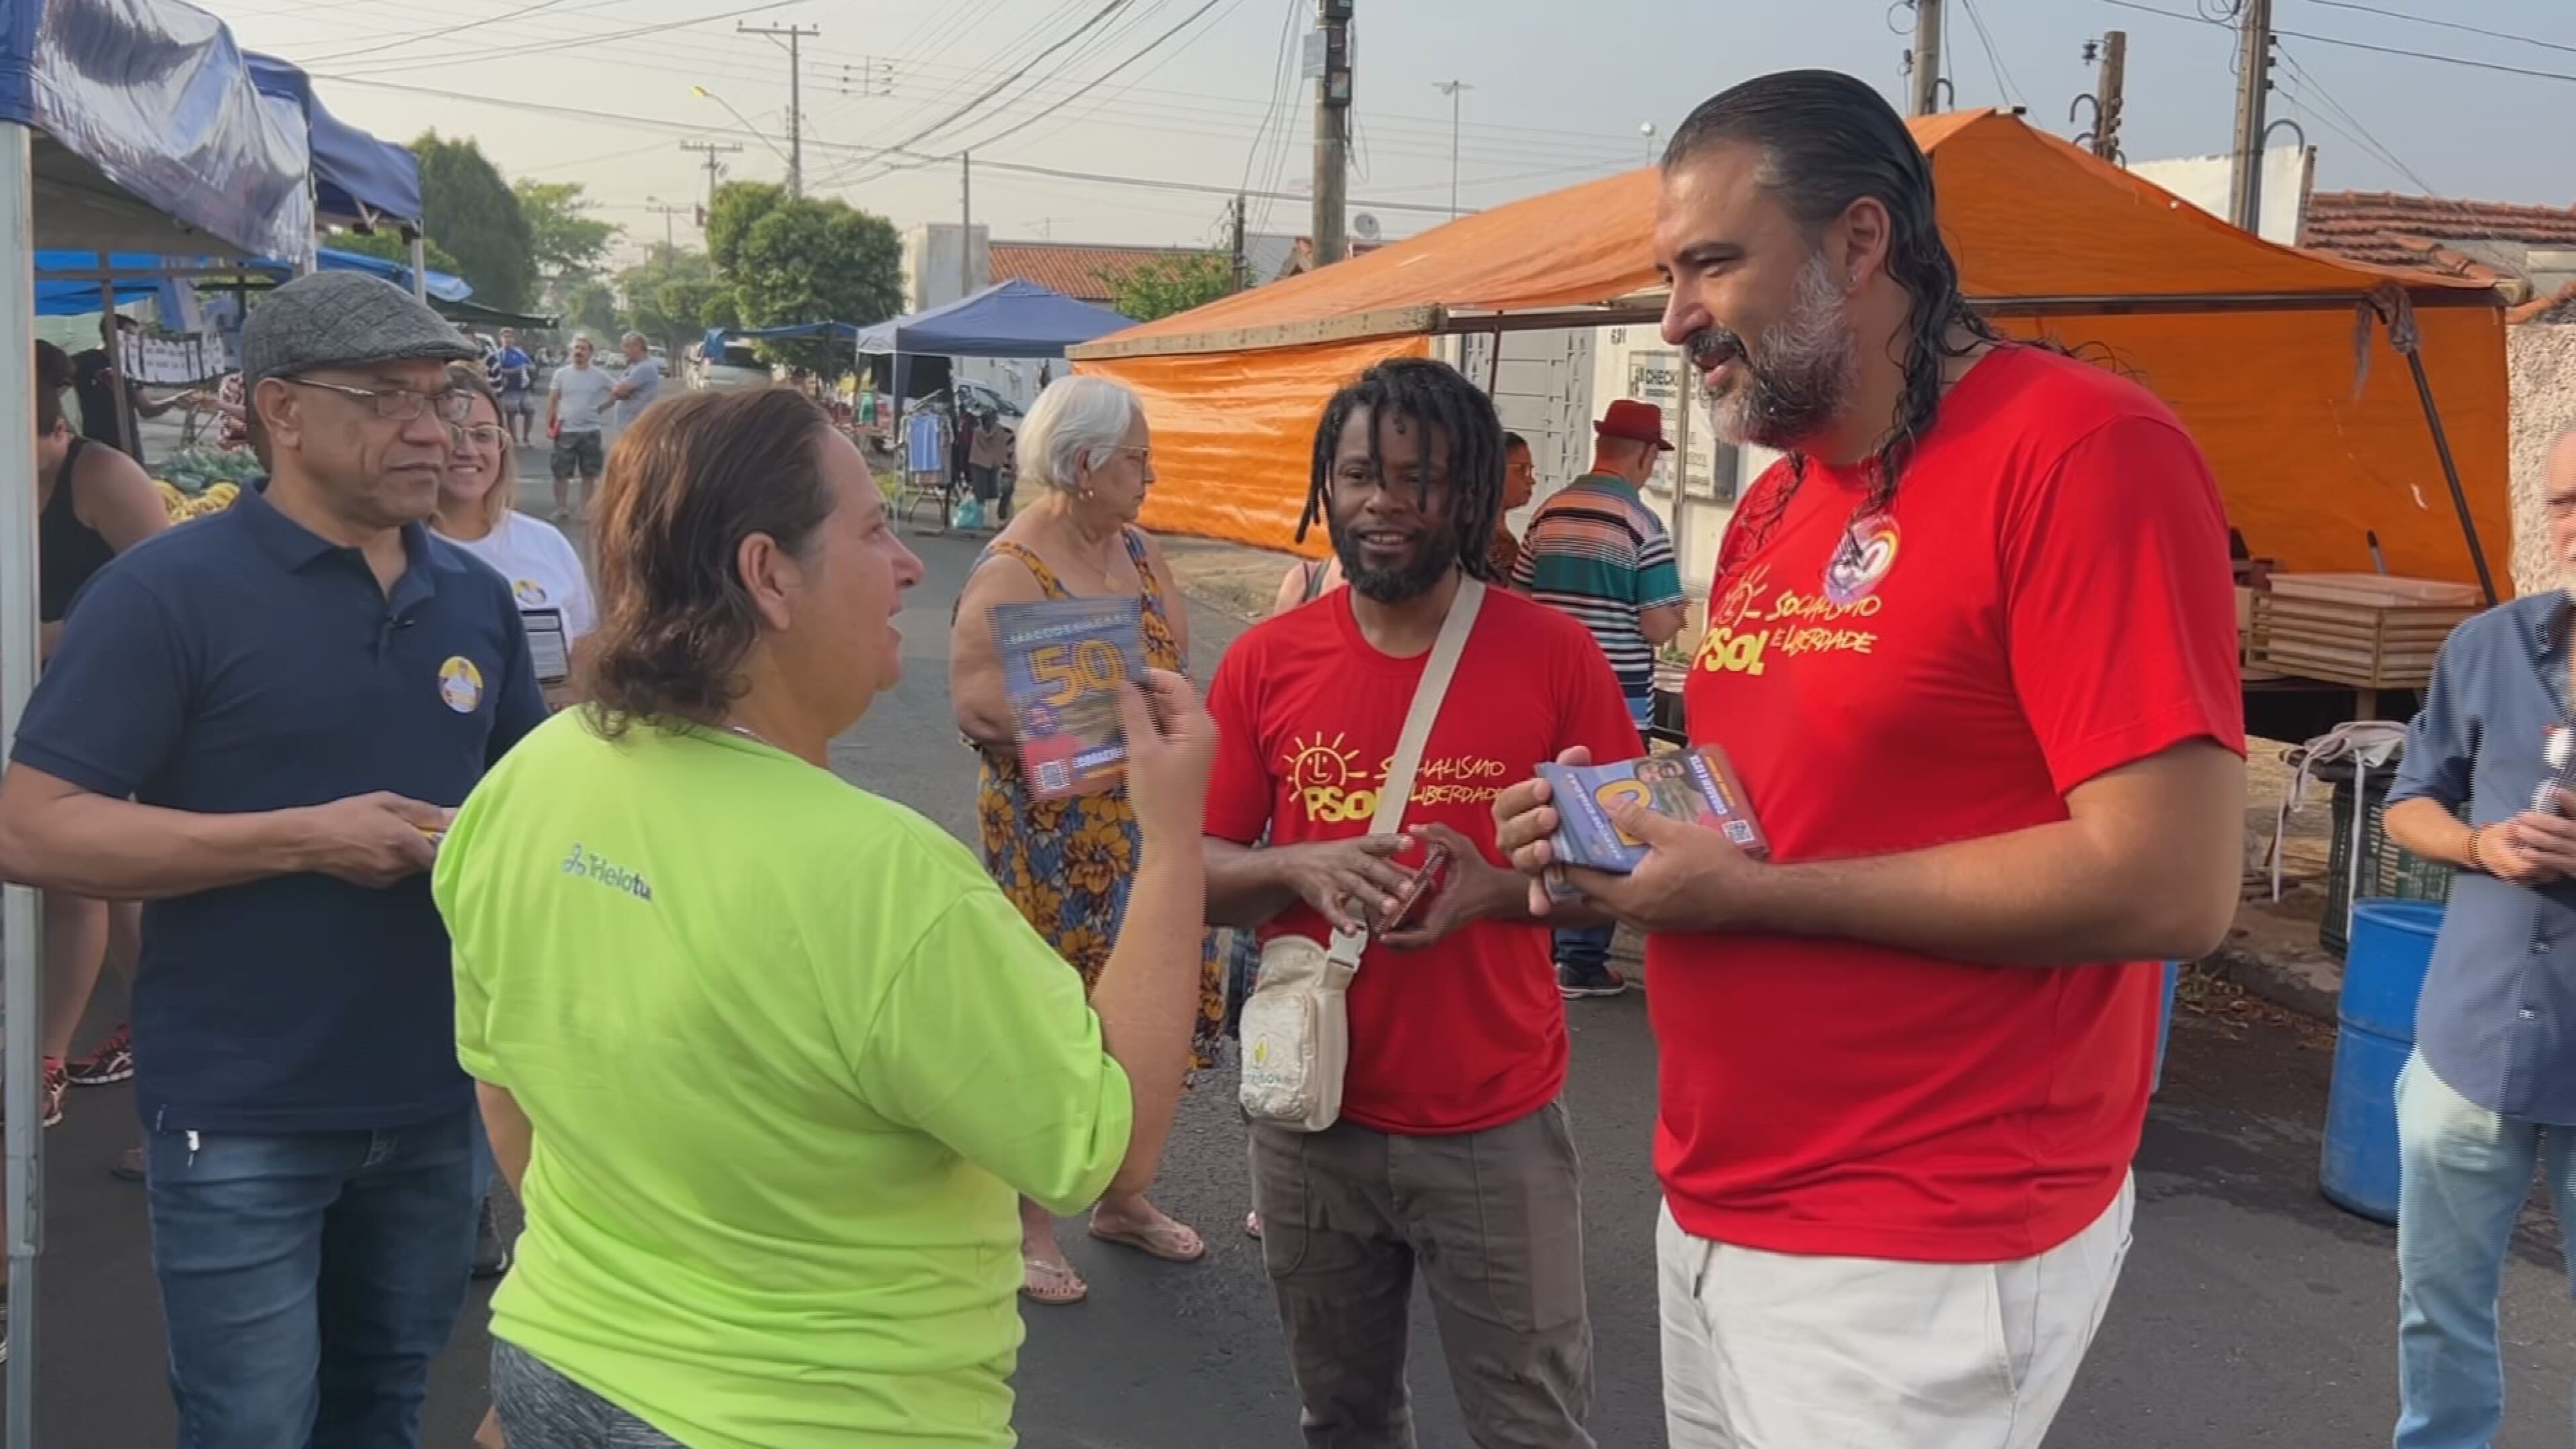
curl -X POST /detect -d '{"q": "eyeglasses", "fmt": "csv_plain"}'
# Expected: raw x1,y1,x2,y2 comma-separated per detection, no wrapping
453,425,510,451
276,376,474,425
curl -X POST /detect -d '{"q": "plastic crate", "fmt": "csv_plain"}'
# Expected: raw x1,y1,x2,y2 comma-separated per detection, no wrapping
2321,771,2453,960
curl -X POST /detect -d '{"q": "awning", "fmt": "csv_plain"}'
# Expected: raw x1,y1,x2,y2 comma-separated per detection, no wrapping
854,279,1132,359
0,0,313,262
246,52,422,232
1076,110,2514,588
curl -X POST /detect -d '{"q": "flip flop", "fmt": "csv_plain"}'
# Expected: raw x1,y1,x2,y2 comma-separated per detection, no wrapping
1089,1217,1208,1264
1245,1211,1263,1240
1020,1257,1088,1305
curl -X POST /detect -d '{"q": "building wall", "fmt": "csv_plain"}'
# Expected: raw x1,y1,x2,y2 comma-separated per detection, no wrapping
902,223,991,313
2126,146,2312,247
2508,323,2576,596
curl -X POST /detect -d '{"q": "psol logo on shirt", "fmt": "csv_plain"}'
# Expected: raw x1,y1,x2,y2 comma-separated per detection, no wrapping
1695,560,1886,678
1281,732,1507,823
436,656,484,714
512,579,547,607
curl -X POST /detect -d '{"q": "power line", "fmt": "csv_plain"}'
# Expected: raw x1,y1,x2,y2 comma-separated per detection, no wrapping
826,0,1242,189
871,0,1135,158
307,72,1476,215
1956,0,2023,106
331,0,806,76
298,0,586,65
2295,0,2576,58
2096,0,2576,83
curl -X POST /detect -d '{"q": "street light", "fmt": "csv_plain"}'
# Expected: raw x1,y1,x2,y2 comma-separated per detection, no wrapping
692,86,794,172
1434,79,1472,220
1640,121,1658,164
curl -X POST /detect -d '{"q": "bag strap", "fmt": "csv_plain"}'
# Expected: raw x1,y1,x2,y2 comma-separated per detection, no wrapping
1330,578,1486,964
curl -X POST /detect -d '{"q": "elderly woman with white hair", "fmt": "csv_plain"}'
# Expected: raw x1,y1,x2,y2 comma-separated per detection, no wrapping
949,374,1224,1307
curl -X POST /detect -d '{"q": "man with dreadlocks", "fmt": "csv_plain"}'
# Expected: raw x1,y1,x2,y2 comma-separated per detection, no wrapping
1201,356,1638,1447
1497,70,2246,1446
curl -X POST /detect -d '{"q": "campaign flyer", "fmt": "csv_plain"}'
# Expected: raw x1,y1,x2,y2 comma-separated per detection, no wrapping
1538,745,1766,895
991,596,1148,800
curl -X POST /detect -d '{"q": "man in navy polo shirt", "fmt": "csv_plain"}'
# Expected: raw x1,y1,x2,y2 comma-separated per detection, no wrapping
0,271,544,1448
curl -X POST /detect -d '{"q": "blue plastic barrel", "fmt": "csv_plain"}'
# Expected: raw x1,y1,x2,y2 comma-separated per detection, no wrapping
2320,900,2446,1224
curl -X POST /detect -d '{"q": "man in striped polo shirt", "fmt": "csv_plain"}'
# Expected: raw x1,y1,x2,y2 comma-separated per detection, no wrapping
1513,397,1688,997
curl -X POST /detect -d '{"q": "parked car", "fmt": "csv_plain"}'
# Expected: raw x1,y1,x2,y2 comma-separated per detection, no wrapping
698,342,772,391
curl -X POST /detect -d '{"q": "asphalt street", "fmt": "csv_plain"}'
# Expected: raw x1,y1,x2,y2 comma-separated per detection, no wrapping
9,500,2575,1447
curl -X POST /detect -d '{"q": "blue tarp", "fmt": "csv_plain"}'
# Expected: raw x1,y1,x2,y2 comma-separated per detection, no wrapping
31,246,469,316
853,280,1132,360
0,0,311,261
246,52,420,230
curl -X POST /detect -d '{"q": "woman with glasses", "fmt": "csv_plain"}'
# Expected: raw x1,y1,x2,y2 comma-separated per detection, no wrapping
433,364,596,711
947,374,1226,1305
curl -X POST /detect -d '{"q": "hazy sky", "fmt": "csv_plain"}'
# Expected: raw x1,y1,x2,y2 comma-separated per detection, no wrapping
215,0,2576,270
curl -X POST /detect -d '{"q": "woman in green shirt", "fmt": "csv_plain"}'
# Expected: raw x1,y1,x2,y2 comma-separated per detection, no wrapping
433,387,1216,1448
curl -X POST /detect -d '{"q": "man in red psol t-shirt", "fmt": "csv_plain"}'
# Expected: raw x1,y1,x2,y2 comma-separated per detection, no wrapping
1205,358,1640,1448
1497,70,2247,1448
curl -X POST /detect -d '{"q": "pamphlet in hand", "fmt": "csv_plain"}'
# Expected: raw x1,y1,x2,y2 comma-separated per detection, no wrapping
991,596,1149,800
1538,745,1766,898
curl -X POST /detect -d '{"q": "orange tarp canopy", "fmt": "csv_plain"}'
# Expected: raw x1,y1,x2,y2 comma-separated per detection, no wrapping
1076,109,2512,589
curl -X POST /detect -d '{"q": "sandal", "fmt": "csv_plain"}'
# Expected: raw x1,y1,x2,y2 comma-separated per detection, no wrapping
1089,1215,1207,1264
1020,1256,1088,1305
1245,1210,1263,1240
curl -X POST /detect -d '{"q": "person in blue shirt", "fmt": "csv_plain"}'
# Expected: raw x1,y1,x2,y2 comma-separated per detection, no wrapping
2383,426,2576,1449
0,271,546,1449
489,326,538,445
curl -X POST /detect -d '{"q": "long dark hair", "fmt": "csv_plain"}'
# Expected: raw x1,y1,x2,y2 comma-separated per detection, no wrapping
582,388,839,737
1295,356,1506,583
1665,69,2006,535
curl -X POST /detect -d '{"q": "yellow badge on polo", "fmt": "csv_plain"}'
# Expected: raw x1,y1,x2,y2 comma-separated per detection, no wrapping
437,656,484,713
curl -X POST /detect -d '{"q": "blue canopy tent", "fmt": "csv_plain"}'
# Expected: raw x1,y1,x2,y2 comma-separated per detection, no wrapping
0,1,313,1433
852,278,1132,358
245,52,427,297
29,245,468,317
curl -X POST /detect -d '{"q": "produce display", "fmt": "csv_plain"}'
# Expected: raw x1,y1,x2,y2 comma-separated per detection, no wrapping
152,446,258,523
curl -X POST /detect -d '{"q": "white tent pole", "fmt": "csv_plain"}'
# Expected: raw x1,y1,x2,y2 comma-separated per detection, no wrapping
408,233,427,303
0,118,44,1449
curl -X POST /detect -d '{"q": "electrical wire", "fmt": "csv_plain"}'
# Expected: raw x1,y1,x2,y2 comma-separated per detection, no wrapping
331,0,807,76
1956,0,2024,107
2295,0,2576,58
299,0,588,65
307,72,1473,213
2096,0,2576,83
869,1,1136,157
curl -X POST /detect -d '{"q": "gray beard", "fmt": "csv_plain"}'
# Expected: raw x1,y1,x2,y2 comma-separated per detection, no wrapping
1707,253,1862,452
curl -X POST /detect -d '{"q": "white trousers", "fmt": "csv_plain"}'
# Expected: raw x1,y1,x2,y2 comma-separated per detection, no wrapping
1658,1175,2135,1449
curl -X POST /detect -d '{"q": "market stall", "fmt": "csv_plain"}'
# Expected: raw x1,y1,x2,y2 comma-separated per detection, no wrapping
1070,109,2510,604
0,0,313,1434
246,51,427,293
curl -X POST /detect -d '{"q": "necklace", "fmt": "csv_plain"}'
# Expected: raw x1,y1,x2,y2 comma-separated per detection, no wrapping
722,720,775,749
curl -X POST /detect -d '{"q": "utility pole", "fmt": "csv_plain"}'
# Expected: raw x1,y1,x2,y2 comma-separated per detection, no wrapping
2228,0,2275,233
960,152,974,301
739,22,821,197
680,140,744,219
1434,78,1472,220
2090,30,2127,160
1313,0,1353,265
1908,0,1945,117
645,202,690,258
1230,193,1248,291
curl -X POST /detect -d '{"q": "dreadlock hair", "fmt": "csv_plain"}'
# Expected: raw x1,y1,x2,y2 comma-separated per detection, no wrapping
1664,69,2010,542
1295,356,1508,584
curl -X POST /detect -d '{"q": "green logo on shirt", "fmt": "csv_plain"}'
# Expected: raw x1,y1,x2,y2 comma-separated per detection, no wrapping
561,842,654,902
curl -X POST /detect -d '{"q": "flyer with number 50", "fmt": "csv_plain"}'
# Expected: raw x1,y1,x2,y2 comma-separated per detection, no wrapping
990,596,1148,800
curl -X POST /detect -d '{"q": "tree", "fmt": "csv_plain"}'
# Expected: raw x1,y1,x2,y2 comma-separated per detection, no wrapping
619,248,729,357
1103,252,1234,323
332,229,462,277
725,196,904,374
562,279,621,339
411,131,537,313
706,180,787,277
513,180,620,286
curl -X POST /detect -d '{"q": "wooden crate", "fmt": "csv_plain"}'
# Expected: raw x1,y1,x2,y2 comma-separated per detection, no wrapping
2249,587,2473,691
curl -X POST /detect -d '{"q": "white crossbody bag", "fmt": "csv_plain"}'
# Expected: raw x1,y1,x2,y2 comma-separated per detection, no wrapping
1238,578,1485,1132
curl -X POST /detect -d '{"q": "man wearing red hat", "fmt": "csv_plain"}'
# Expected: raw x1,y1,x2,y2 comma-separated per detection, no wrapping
1512,396,1690,998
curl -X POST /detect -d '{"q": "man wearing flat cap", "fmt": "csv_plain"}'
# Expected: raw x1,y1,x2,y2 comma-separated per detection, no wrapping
0,271,546,1448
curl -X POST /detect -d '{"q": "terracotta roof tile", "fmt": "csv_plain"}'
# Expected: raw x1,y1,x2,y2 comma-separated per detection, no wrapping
2510,279,2576,326
986,241,1219,303
2302,190,2576,272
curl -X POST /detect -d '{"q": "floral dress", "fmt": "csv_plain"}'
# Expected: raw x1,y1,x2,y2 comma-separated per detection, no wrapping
972,531,1227,1073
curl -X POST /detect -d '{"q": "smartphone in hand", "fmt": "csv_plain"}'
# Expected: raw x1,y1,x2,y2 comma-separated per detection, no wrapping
1373,841,1454,937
